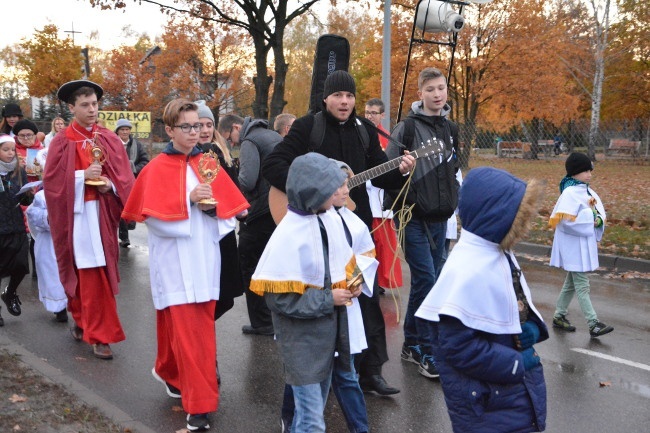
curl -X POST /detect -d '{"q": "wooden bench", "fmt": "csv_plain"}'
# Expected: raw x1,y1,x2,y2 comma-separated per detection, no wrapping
605,139,641,158
537,140,555,157
497,141,531,158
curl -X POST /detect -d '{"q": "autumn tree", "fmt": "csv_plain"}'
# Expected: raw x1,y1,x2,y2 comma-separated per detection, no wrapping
17,25,84,108
87,0,326,120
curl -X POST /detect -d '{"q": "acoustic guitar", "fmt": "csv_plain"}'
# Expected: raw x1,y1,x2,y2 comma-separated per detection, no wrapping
268,139,444,224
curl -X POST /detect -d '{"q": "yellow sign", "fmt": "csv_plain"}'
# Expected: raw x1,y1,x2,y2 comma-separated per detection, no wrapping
98,111,152,139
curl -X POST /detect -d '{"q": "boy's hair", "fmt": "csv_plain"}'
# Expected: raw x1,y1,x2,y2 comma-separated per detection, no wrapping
217,114,244,135
418,67,446,90
365,98,385,112
162,99,197,128
69,86,100,105
273,113,296,132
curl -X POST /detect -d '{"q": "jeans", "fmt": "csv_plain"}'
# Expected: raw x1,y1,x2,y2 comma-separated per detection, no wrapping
554,271,598,326
401,218,446,355
291,375,332,433
283,356,368,433
331,355,368,433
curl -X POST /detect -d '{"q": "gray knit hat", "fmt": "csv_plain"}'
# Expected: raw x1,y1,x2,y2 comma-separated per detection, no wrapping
322,70,356,98
115,118,133,132
195,100,215,122
287,153,347,213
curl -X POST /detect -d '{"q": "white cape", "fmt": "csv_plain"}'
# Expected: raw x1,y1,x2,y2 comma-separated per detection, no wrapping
416,229,544,335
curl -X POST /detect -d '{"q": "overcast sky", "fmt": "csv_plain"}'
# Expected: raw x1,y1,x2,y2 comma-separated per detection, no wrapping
5,0,168,50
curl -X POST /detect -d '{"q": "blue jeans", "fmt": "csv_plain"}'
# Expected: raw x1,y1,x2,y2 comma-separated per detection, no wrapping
283,356,368,433
401,218,446,354
291,374,332,433
331,355,368,433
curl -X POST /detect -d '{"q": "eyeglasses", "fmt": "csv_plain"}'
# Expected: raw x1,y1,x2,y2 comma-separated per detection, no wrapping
173,123,202,133
365,111,382,116
17,133,35,140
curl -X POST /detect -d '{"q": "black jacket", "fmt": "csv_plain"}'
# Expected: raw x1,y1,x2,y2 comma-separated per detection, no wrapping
263,108,407,228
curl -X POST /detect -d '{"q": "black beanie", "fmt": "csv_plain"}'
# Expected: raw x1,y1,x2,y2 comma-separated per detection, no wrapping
565,152,593,177
13,119,38,135
322,70,356,98
2,103,23,118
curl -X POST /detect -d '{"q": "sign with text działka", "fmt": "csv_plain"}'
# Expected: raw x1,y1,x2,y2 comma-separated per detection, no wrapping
98,111,152,139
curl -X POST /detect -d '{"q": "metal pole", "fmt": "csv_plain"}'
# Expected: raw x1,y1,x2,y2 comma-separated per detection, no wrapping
381,0,392,130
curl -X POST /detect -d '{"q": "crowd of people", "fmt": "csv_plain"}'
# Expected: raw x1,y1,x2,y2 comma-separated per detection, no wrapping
0,67,614,433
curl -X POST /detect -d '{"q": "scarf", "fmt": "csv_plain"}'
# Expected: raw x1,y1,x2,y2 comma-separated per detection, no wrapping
126,137,138,173
0,157,17,174
559,175,586,193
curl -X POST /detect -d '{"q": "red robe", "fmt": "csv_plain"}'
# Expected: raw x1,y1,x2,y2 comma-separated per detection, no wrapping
43,122,134,297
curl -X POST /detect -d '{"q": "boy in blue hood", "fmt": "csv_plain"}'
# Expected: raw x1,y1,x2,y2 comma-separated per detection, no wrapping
416,167,548,433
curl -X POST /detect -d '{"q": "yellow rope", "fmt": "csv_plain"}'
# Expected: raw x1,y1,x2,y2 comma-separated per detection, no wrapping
368,168,416,324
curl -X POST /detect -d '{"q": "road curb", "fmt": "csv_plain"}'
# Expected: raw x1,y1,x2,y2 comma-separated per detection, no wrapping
0,334,157,433
515,242,650,274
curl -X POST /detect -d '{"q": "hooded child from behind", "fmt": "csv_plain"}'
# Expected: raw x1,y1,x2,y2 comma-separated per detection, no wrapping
416,166,548,433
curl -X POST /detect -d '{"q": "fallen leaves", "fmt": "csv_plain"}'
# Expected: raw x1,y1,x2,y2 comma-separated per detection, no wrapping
9,394,28,403
599,381,611,387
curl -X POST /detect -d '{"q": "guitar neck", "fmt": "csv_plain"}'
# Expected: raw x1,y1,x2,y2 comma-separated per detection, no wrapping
348,158,402,190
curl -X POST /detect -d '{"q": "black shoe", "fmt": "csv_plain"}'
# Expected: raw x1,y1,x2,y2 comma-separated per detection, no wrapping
119,240,130,248
0,306,4,327
55,309,68,323
242,324,274,336
1,290,21,316
553,314,576,332
589,321,614,337
359,374,400,395
152,368,181,398
186,413,210,431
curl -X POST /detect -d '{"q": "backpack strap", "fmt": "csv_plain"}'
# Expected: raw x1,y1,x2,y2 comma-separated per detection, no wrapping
354,117,370,154
308,111,326,152
401,117,416,152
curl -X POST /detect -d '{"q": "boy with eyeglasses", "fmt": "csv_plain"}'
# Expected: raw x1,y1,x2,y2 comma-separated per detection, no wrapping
123,98,248,431
43,80,135,361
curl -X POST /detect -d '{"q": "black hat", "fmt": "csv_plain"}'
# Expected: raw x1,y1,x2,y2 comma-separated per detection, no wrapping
2,103,23,118
13,119,38,135
57,80,104,104
322,70,356,99
565,152,593,177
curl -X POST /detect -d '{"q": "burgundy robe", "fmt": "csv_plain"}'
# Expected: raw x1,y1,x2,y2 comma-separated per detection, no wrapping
43,122,134,297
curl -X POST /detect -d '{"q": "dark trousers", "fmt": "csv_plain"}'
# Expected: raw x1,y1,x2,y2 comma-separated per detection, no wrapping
118,219,130,242
355,274,389,378
0,233,29,294
239,213,276,329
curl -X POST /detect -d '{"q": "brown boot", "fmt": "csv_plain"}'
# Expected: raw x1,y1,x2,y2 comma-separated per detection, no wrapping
92,343,113,360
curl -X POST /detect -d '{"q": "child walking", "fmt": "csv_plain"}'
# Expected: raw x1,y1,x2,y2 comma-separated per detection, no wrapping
0,134,33,325
122,99,249,431
549,152,613,337
251,153,355,433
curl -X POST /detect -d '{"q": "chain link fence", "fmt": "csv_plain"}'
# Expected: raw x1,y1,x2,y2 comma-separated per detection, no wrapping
455,118,649,168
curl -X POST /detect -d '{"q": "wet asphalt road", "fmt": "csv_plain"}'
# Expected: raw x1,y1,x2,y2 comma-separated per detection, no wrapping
1,224,649,433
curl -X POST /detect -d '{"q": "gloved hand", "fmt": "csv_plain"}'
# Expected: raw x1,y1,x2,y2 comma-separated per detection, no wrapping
522,347,541,371
518,320,540,350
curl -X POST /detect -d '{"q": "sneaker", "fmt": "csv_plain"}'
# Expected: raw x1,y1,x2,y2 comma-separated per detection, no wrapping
401,342,422,365
553,314,576,332
151,368,181,398
186,413,210,431
589,321,614,337
418,354,440,379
